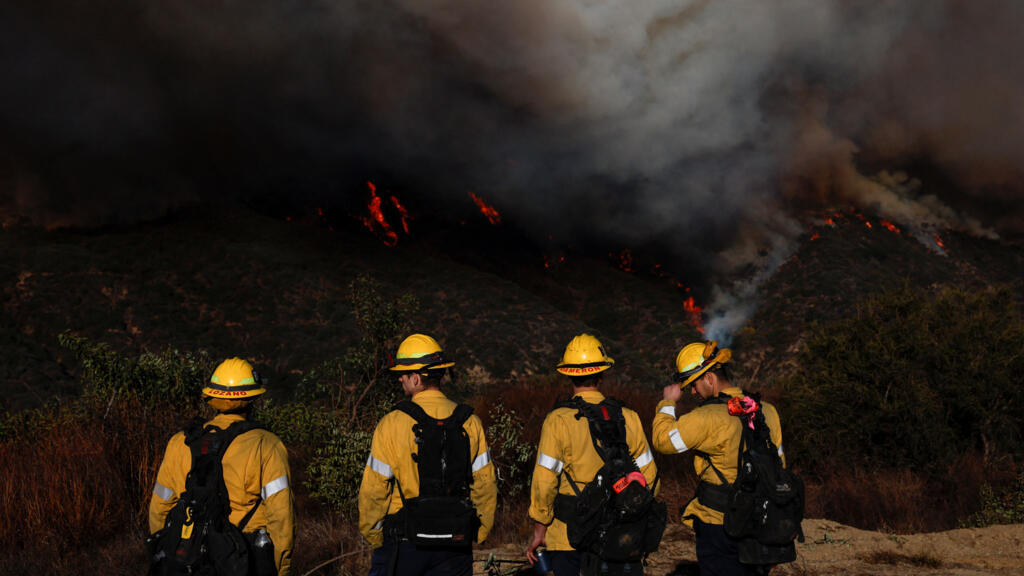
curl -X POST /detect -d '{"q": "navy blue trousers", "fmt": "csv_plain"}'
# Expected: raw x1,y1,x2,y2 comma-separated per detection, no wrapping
548,550,642,576
693,520,763,576
547,550,580,576
368,537,472,576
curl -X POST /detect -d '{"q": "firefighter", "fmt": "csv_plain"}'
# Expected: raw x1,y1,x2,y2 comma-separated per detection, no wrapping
651,341,785,576
526,333,659,576
149,357,295,576
359,334,497,576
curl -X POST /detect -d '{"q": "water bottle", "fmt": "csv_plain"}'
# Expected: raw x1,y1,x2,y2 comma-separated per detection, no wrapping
251,528,276,576
253,528,272,548
534,547,554,576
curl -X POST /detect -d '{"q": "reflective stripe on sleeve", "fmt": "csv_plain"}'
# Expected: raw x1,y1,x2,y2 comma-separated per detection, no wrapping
367,454,394,479
634,450,654,469
537,453,565,474
153,482,174,502
658,405,676,418
668,428,687,453
261,475,289,500
373,520,384,531
778,444,784,457
472,451,491,473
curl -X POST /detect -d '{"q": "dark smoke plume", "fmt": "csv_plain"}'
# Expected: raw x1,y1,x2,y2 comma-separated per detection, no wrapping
2,0,1022,338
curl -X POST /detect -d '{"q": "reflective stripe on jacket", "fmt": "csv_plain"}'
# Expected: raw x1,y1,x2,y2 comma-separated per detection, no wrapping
651,386,784,527
148,413,296,575
358,389,498,549
529,390,659,551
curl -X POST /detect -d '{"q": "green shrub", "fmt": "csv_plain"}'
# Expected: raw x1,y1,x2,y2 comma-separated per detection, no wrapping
58,331,211,413
779,284,1024,473
961,472,1024,527
254,399,335,448
486,401,535,499
306,428,374,512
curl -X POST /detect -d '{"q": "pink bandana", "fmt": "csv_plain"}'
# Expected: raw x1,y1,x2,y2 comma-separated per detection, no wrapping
728,395,759,429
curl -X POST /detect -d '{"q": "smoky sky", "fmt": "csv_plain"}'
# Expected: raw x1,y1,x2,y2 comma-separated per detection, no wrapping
2,2,1023,298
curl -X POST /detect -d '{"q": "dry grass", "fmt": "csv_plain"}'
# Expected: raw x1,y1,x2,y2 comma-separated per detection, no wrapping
862,550,942,568
291,508,373,576
806,451,990,532
0,418,129,549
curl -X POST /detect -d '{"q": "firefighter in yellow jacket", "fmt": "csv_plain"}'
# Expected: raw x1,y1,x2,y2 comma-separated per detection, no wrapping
149,357,295,575
526,334,658,576
651,341,784,576
359,334,497,576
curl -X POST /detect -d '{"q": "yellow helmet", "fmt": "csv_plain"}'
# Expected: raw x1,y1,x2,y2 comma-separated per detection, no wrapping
674,341,732,387
203,357,266,399
389,334,455,372
556,333,615,376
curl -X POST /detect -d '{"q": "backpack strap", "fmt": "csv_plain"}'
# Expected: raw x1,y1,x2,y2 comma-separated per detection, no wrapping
448,404,475,427
394,400,475,427
699,392,731,407
549,397,586,496
237,495,262,531
395,399,430,426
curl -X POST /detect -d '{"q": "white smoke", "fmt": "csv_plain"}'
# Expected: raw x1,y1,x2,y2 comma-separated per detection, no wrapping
2,0,1021,338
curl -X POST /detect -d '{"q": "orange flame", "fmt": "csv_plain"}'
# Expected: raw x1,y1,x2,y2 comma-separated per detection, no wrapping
613,249,634,272
880,220,900,234
390,196,411,234
824,217,835,226
865,221,873,229
362,181,398,246
809,233,820,241
934,234,946,249
683,297,705,335
468,192,501,225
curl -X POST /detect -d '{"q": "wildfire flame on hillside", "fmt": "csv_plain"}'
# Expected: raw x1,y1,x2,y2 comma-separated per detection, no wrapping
880,220,901,234
362,181,399,246
391,196,411,234
468,192,501,225
683,296,705,335
613,249,634,273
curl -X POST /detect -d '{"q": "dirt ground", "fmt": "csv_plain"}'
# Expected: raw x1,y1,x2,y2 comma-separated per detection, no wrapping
476,519,1024,576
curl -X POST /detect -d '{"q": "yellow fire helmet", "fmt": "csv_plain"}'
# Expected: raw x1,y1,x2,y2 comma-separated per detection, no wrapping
556,333,615,376
203,357,266,399
674,341,732,387
389,334,455,372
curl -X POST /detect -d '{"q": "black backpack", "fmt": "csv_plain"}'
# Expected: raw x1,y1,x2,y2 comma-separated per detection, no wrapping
147,419,267,576
393,401,480,547
552,397,667,564
695,393,805,566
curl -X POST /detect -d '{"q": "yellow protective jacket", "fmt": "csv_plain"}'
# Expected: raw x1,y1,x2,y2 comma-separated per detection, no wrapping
651,386,784,527
358,389,498,549
529,390,659,551
148,413,296,575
